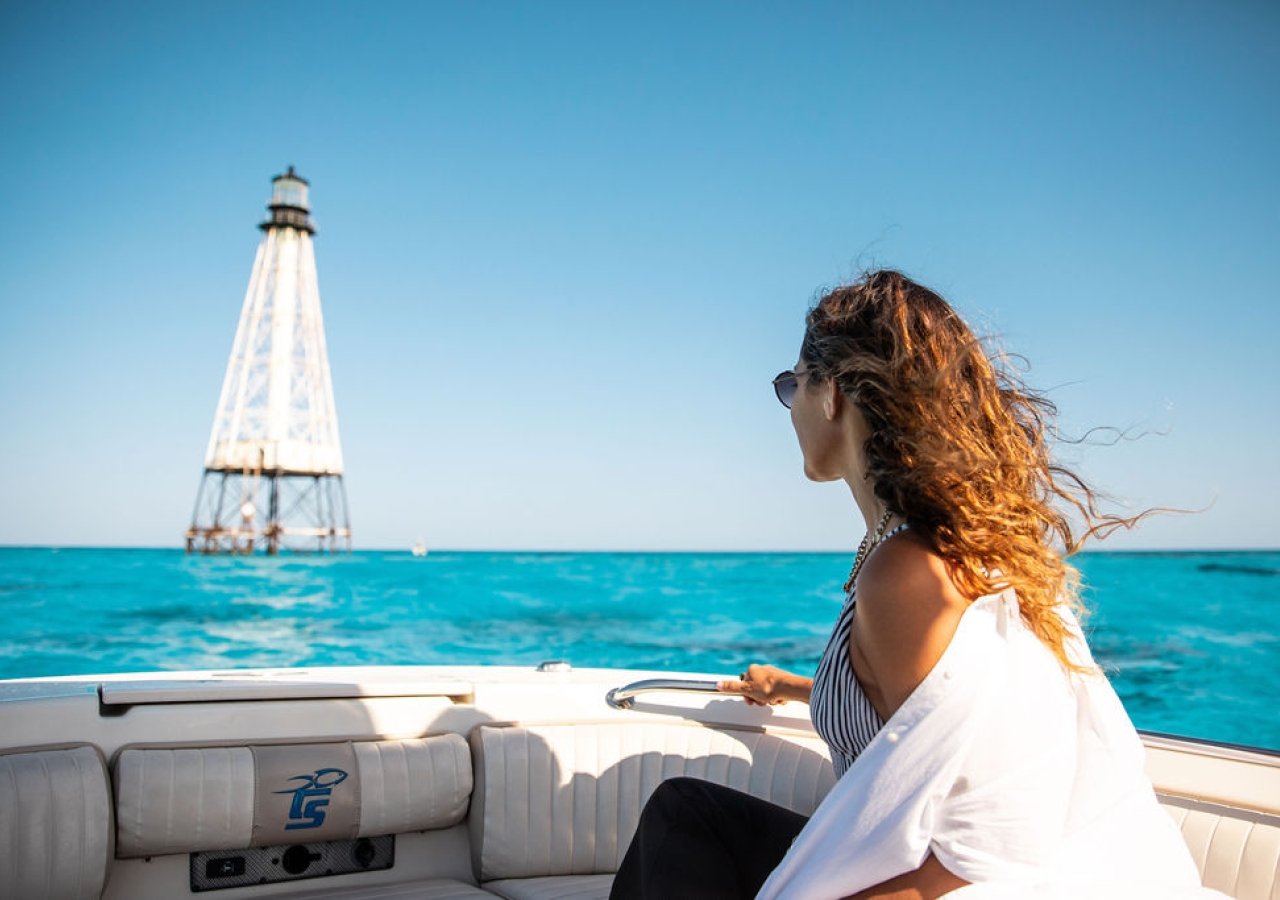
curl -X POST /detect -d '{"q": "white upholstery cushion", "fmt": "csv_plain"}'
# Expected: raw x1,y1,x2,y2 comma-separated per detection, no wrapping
1160,794,1280,900
0,745,113,900
116,745,254,856
115,735,472,857
469,722,834,881
276,877,502,899
354,737,474,838
484,873,615,900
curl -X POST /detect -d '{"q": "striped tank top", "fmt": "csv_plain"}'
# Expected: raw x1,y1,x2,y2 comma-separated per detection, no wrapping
810,522,910,778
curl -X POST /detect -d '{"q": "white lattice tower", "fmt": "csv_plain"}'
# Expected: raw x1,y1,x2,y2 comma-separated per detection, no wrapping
186,167,351,554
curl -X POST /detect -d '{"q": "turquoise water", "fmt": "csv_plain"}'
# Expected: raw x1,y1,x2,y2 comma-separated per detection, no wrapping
1,548,1276,750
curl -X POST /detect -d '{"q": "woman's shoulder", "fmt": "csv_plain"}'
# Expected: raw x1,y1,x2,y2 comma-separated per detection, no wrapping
857,530,971,623
851,530,973,716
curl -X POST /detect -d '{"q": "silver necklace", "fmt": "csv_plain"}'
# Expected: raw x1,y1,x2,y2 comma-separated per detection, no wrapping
843,509,894,593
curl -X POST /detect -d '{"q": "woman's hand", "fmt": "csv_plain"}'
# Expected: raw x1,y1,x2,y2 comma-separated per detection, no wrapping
717,664,812,706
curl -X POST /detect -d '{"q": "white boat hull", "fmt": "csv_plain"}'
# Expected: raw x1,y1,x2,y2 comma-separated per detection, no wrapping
1,665,1275,899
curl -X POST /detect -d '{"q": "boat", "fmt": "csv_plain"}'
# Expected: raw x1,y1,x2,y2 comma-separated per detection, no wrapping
1,663,1276,899
411,540,428,558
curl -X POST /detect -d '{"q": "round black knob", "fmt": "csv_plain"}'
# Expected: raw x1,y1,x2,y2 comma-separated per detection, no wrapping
281,844,316,875
353,838,376,868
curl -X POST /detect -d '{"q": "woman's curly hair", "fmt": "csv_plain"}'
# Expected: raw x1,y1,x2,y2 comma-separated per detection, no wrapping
801,269,1144,671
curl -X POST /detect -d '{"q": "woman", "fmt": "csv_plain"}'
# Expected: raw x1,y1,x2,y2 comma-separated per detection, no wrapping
610,270,1212,899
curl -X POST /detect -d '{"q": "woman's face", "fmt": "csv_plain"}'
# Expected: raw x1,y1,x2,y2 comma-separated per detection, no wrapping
789,361,870,484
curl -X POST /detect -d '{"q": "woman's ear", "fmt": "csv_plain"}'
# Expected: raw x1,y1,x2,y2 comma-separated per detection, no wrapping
823,378,841,421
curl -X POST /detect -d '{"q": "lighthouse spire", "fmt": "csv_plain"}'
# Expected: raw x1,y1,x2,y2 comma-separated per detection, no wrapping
186,168,351,554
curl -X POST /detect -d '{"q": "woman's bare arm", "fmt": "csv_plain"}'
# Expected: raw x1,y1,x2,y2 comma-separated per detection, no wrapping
843,535,973,896
849,534,970,721
845,852,968,899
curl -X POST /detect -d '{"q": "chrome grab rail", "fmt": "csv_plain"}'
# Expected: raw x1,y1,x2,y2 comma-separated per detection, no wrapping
606,678,722,710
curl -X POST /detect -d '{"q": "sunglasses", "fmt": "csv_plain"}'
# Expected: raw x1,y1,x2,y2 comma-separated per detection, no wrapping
772,370,803,408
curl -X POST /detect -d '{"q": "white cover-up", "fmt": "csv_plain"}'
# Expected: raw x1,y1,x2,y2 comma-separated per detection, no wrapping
757,589,1222,899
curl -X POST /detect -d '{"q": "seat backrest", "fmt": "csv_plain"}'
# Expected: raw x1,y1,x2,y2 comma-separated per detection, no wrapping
113,735,472,857
0,745,114,900
1158,795,1280,900
469,722,834,881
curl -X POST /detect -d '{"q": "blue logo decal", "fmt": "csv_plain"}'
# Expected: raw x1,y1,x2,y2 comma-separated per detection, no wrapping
273,767,348,830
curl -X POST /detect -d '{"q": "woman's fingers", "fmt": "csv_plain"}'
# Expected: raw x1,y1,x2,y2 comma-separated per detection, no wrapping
717,665,791,706
718,673,773,705
718,666,756,691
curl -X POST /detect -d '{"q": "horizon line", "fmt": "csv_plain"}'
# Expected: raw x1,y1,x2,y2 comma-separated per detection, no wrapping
1,544,1277,555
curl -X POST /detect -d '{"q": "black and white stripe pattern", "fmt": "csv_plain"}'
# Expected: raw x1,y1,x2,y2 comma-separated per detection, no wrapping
810,523,910,778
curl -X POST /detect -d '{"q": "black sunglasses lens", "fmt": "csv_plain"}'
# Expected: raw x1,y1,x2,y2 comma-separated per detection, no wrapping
773,372,798,408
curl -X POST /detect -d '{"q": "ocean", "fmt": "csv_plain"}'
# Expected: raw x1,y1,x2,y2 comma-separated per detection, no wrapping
1,547,1275,750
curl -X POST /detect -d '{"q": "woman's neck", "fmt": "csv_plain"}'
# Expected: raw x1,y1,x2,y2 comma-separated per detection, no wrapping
846,477,892,536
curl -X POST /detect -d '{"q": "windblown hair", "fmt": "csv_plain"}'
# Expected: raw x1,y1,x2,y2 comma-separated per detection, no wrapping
801,270,1144,671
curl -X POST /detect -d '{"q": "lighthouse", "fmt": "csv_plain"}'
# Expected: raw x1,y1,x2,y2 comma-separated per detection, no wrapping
186,167,351,554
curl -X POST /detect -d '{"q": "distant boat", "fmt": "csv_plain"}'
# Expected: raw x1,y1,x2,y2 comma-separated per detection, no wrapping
411,538,428,557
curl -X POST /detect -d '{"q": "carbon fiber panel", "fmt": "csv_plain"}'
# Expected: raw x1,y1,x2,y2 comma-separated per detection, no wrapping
189,835,394,891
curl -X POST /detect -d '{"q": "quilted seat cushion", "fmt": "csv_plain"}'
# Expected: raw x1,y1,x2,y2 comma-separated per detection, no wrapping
0,745,113,900
469,722,834,881
483,873,615,900
1160,795,1280,900
114,734,472,857
275,877,503,899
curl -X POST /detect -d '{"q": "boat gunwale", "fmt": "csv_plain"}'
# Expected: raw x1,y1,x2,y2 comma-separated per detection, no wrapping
1139,729,1280,763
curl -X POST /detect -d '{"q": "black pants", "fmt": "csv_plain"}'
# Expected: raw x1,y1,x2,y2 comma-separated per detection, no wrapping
609,776,809,900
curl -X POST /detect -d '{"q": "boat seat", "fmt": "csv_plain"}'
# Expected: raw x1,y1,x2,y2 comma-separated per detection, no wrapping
113,734,472,857
270,874,621,899
108,735,482,896
1159,795,1280,900
468,721,836,898
482,874,618,899
0,745,114,900
272,877,505,898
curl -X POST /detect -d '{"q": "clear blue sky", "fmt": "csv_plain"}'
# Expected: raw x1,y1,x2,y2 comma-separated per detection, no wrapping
1,1,1276,551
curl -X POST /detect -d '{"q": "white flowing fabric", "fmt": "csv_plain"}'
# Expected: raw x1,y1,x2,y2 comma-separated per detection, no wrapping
757,589,1220,899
